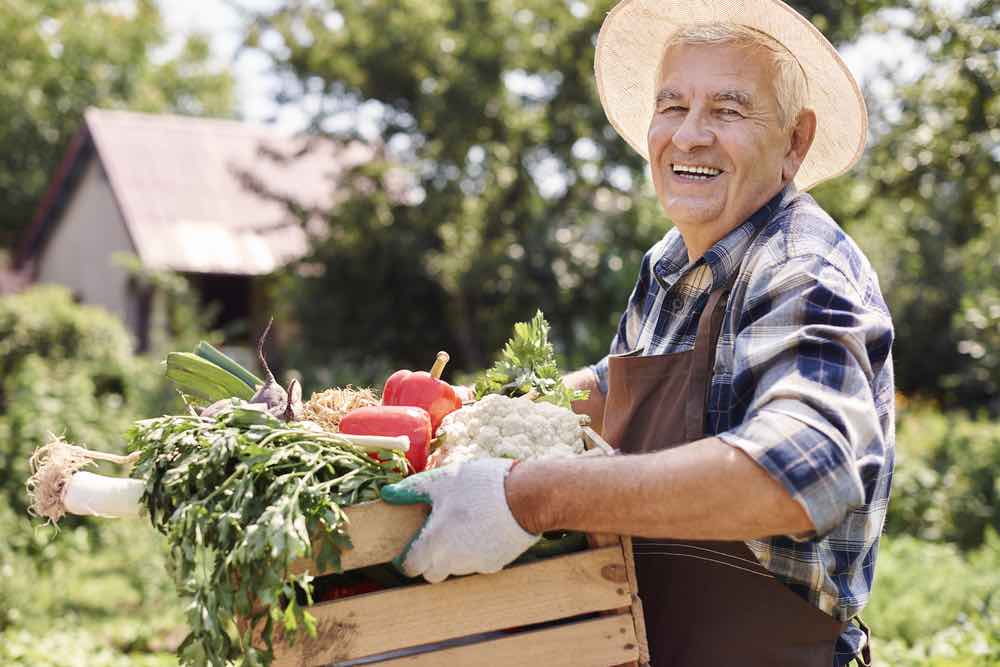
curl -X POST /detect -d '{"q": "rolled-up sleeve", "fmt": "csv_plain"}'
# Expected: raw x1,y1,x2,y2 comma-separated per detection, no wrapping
717,255,894,538
591,355,611,396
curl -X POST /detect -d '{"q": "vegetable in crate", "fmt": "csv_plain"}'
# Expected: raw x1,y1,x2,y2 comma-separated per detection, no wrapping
165,351,256,402
27,437,144,521
474,310,588,408
138,405,408,666
340,405,433,472
27,402,409,667
302,386,380,432
383,351,463,432
432,394,587,466
171,319,305,421
194,340,263,388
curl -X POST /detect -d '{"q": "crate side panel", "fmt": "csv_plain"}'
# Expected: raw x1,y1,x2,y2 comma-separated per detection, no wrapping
275,546,631,666
291,501,428,576
371,613,639,666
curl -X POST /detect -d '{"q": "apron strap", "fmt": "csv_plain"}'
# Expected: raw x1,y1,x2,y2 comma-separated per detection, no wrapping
684,270,740,441
849,616,873,666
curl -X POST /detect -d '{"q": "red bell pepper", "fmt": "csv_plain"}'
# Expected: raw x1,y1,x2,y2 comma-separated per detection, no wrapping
382,351,463,433
339,405,432,473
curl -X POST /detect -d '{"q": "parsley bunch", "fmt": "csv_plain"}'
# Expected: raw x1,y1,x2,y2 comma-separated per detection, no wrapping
128,404,407,667
474,310,588,408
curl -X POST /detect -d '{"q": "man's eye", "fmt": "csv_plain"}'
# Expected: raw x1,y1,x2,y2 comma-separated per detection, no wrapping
659,105,686,113
718,108,743,118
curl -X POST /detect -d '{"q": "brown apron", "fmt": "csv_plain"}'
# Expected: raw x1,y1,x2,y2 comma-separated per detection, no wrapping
602,277,852,667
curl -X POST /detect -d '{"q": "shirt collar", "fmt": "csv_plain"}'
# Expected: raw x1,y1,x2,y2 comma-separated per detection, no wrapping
654,183,797,291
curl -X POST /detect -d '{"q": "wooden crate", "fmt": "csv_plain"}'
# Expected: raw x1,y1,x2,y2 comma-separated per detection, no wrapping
266,428,650,667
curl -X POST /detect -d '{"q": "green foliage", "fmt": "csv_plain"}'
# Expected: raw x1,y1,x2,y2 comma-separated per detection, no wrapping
0,630,177,667
0,502,184,666
0,286,170,514
0,284,134,379
0,0,235,249
885,403,1000,549
287,350,397,398
128,405,408,666
475,310,587,407
815,0,999,409
869,404,1000,663
246,0,900,384
249,0,674,375
868,533,1000,666
0,504,49,630
0,285,216,666
785,0,899,45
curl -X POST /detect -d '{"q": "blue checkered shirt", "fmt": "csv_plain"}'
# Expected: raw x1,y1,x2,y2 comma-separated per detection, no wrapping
592,185,895,664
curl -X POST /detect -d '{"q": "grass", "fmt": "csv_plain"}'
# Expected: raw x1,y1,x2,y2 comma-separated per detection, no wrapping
1,515,184,666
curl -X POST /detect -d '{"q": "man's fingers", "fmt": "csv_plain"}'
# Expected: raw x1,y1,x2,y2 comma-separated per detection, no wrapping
395,519,438,578
391,531,420,576
381,466,455,505
421,539,449,583
423,564,450,584
379,477,431,505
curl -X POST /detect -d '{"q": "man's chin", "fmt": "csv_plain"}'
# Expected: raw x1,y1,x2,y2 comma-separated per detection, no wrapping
661,199,725,228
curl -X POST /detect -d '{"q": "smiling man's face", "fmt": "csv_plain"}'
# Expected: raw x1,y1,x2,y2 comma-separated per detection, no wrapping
648,42,811,259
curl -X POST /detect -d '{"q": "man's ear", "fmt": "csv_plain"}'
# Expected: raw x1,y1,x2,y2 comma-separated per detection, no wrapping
782,109,817,183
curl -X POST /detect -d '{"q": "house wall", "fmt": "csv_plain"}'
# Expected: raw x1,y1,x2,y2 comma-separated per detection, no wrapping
35,158,143,339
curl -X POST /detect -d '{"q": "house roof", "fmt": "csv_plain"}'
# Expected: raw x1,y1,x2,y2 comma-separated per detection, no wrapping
19,108,373,275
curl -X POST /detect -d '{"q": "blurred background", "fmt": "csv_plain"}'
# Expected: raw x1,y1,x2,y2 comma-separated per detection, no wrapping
0,0,996,664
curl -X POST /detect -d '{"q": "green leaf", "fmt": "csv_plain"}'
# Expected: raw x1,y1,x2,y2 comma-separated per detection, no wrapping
124,406,408,666
475,310,588,408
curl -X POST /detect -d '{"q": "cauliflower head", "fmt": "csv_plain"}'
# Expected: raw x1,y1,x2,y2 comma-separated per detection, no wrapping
435,394,585,465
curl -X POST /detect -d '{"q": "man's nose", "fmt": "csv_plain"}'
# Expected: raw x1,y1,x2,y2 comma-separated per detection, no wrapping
671,111,714,152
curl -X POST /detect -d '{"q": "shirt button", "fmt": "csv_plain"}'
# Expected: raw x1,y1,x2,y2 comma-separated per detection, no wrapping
672,297,684,311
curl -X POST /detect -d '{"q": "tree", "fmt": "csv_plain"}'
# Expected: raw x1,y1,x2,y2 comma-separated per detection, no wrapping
813,0,999,409
0,0,235,249
243,0,897,384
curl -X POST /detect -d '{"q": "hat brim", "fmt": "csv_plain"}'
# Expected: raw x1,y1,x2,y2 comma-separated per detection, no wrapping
595,0,868,191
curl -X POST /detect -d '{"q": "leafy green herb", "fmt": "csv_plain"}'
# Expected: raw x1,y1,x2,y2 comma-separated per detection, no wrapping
474,310,588,408
127,404,407,667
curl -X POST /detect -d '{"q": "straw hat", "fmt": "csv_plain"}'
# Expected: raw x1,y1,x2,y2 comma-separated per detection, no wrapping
594,0,868,191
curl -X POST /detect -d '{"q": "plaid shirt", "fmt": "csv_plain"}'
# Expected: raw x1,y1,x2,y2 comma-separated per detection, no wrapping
592,185,895,664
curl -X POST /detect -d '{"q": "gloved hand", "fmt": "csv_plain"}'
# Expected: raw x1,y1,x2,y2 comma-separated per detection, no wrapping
380,458,541,583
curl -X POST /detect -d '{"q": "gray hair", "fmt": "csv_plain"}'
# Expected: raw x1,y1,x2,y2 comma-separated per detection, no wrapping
658,23,809,128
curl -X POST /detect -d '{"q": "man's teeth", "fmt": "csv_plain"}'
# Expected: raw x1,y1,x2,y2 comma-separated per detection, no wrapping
672,164,722,177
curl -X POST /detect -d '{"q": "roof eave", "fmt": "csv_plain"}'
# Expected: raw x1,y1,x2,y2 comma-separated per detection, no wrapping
14,124,93,270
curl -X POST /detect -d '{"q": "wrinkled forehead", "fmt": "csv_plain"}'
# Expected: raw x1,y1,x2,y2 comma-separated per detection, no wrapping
655,42,780,105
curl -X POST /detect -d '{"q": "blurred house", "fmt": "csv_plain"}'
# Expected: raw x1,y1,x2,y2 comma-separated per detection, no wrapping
15,108,372,350
0,259,31,295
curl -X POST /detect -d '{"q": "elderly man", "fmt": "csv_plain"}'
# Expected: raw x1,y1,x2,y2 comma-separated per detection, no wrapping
381,1,894,665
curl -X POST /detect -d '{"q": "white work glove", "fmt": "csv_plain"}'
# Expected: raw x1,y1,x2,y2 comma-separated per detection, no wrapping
379,458,540,583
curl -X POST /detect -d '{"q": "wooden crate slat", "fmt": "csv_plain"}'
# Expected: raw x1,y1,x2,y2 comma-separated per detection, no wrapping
368,612,639,666
619,535,650,665
291,502,428,576
274,546,631,666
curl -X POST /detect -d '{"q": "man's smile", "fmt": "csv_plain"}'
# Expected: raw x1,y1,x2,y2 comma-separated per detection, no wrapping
670,162,724,182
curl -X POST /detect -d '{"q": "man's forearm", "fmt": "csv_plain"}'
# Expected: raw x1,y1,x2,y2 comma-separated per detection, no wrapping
505,436,814,540
564,367,605,434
